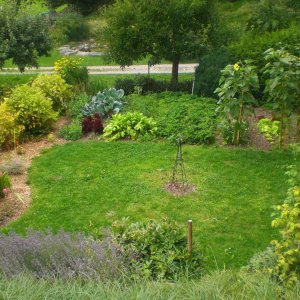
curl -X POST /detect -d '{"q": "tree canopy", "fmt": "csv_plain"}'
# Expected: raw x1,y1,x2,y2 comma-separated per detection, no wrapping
0,2,52,72
104,0,215,84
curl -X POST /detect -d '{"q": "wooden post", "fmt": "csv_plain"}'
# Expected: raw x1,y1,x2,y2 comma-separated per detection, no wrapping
188,220,192,255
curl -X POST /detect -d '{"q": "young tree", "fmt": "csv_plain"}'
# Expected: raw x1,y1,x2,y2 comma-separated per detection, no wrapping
104,0,214,85
0,2,52,72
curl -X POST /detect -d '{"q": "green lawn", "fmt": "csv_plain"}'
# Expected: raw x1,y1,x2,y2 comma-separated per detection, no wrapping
4,141,297,270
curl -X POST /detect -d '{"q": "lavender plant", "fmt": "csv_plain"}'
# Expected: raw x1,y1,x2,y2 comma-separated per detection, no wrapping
0,230,129,281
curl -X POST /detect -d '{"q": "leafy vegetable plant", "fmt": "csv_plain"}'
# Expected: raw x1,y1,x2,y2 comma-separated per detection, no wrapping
103,112,157,141
81,88,124,118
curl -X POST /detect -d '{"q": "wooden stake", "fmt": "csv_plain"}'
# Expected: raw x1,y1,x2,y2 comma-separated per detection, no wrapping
188,220,192,255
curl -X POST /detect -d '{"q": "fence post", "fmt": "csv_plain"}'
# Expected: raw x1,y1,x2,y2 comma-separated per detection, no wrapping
188,219,192,255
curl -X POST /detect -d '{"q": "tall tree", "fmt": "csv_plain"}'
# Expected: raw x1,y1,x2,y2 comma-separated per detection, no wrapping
104,0,214,84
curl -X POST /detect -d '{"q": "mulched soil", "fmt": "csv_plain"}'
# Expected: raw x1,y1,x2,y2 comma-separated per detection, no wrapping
165,183,196,196
0,117,69,226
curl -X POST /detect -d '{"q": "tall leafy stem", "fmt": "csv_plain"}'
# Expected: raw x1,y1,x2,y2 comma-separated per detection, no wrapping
215,60,259,144
263,48,300,148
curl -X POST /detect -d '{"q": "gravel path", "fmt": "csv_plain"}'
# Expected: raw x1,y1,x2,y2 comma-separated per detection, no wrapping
0,63,198,75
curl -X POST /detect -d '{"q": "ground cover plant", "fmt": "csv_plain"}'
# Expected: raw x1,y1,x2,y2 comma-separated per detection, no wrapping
125,93,217,144
1,270,300,299
4,141,299,270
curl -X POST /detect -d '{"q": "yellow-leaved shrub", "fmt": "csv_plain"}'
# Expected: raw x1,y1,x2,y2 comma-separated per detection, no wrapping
0,102,24,149
32,74,73,113
5,85,58,135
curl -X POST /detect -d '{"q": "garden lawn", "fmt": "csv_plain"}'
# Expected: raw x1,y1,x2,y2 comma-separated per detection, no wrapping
4,142,297,270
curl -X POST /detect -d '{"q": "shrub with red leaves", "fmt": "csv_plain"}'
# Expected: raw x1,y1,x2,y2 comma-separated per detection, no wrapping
82,114,104,135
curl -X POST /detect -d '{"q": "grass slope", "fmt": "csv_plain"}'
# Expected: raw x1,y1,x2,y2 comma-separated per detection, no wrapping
5,142,297,269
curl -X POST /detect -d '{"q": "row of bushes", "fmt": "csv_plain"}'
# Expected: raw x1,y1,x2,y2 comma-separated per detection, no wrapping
0,219,202,281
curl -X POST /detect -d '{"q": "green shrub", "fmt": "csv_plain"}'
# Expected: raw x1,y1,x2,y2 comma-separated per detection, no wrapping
112,218,203,280
218,119,249,145
194,48,237,98
246,0,291,33
81,88,124,118
229,24,300,66
0,172,11,199
32,74,73,113
125,93,217,144
59,121,82,141
51,12,90,45
86,80,108,96
115,75,193,95
103,112,157,141
271,165,300,286
5,85,57,135
54,57,89,88
68,93,90,120
0,102,24,150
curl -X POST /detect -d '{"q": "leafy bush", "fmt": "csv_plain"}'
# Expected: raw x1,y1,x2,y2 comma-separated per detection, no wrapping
51,12,90,45
59,121,82,141
218,119,249,145
5,85,58,135
81,88,124,118
112,218,202,280
32,74,73,113
68,93,90,120
0,172,11,199
0,230,128,280
257,118,280,146
0,157,26,175
125,93,217,144
229,24,300,67
82,114,104,135
270,165,300,286
115,75,193,95
54,57,89,88
0,102,24,149
194,48,237,98
103,112,157,141
246,0,291,33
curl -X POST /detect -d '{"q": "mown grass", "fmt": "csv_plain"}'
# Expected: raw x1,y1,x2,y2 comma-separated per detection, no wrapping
4,142,298,270
0,271,299,299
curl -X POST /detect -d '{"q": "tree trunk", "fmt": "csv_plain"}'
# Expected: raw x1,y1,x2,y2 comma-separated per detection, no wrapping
171,59,179,86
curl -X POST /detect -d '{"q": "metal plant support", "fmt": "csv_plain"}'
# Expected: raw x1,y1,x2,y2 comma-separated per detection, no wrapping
170,137,188,190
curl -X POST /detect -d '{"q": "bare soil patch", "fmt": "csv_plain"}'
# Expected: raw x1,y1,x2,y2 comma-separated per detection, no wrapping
164,183,196,196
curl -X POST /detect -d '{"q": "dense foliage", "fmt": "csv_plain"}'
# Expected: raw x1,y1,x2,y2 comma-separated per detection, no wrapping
81,88,124,118
51,12,90,45
263,48,300,148
125,93,217,144
271,165,300,286
0,102,24,149
113,218,202,280
194,48,236,98
104,0,214,83
54,57,89,88
5,85,58,135
59,121,82,141
103,112,157,141
115,76,193,95
215,61,259,145
0,1,51,72
32,74,73,113
82,114,104,135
